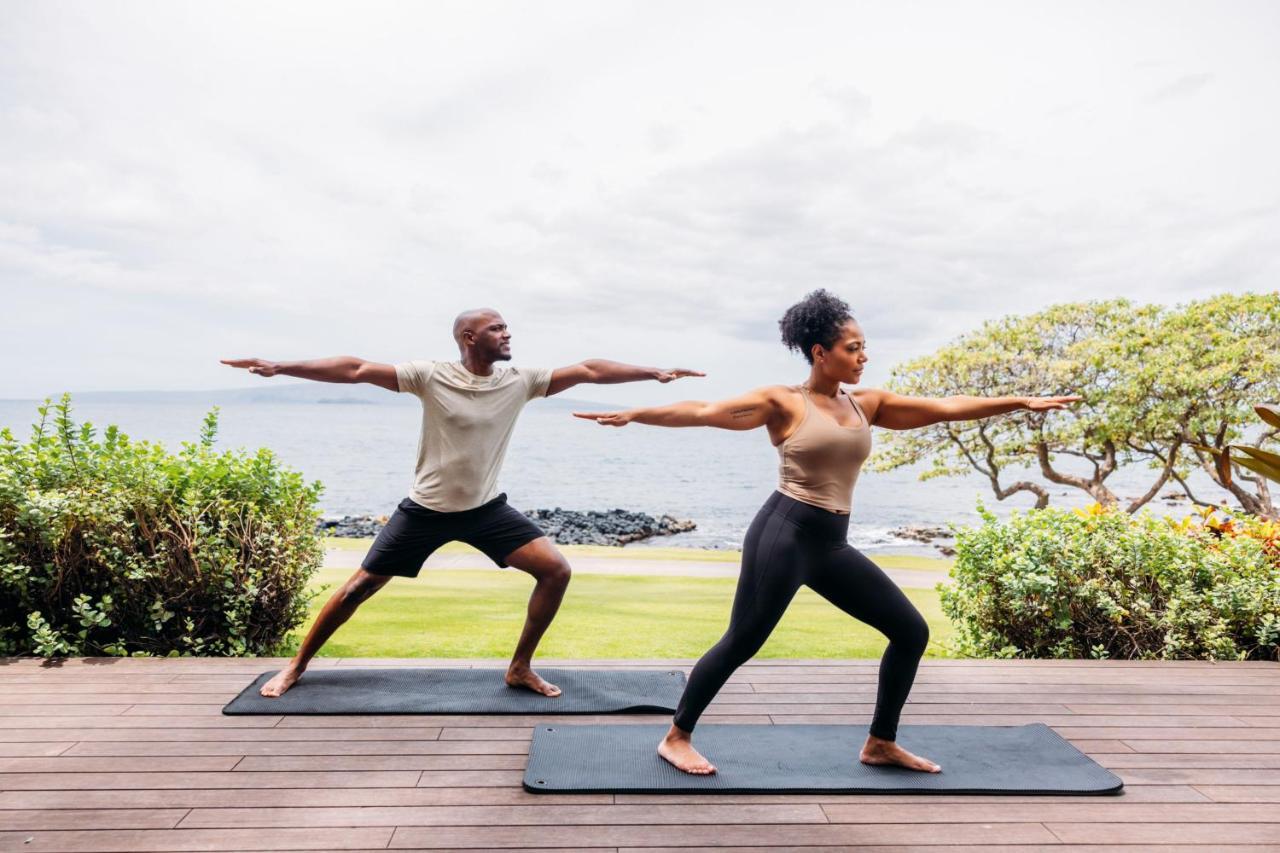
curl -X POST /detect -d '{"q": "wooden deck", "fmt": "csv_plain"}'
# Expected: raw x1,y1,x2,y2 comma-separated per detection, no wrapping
1,657,1277,851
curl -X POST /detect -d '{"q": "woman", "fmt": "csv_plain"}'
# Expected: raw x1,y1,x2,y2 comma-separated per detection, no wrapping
574,290,1080,775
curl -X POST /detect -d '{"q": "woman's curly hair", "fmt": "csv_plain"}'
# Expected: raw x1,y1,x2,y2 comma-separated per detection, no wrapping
778,289,854,364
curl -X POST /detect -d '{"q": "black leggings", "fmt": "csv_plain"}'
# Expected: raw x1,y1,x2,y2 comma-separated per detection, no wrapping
673,490,930,741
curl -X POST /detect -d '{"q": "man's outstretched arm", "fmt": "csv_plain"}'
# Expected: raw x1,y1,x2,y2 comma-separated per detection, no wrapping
545,359,704,397
220,356,399,392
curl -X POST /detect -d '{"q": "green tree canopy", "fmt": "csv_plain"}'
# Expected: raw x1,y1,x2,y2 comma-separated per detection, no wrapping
871,292,1280,518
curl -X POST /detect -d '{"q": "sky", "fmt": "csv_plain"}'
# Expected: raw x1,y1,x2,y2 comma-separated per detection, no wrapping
2,0,1278,403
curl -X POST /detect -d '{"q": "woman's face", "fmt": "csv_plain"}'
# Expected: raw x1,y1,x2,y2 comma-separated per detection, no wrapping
813,320,867,384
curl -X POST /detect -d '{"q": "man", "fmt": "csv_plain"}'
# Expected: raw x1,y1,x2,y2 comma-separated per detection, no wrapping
222,308,702,698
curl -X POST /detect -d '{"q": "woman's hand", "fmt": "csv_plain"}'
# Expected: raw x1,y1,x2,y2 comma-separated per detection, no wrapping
573,410,635,427
1024,395,1082,412
655,368,705,383
221,357,282,377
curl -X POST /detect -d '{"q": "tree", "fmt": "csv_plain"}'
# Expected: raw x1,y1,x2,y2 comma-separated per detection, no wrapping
871,293,1280,518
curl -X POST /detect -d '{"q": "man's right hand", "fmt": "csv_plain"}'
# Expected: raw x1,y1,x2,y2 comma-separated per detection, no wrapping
221,358,281,377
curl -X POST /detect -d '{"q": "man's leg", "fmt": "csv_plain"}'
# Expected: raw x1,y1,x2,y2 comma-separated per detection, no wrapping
260,568,394,697
497,536,572,697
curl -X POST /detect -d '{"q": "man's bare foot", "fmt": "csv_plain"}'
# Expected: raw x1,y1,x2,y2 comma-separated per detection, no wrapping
658,726,716,775
505,664,561,697
259,666,303,698
859,735,941,773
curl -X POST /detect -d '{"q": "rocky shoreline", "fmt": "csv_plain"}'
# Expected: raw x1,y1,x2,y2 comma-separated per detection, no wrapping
317,507,697,547
317,511,959,554
886,524,956,556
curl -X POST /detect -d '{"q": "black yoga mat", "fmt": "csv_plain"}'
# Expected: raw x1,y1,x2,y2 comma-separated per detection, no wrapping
523,723,1123,794
222,667,685,715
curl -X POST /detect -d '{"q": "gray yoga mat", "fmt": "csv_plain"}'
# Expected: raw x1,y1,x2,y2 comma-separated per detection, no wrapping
523,723,1123,794
222,667,686,715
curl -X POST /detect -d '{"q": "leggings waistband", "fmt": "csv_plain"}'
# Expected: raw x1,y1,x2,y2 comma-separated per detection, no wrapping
762,490,850,542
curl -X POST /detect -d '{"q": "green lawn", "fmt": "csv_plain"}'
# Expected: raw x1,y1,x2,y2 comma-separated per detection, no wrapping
321,536,950,570
287,566,955,659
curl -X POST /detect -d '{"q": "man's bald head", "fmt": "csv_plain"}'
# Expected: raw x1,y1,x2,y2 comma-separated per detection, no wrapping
452,308,501,345
452,308,511,363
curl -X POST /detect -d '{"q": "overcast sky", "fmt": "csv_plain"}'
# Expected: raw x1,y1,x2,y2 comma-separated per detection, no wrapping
2,0,1277,403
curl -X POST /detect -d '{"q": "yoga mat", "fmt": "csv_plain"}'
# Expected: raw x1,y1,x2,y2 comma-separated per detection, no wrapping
523,723,1123,794
223,667,686,715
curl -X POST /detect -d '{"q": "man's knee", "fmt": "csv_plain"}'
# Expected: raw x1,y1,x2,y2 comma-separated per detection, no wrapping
546,558,572,585
342,574,389,606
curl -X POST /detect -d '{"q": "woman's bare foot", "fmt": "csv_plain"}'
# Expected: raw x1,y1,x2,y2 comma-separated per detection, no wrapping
259,665,303,698
657,725,716,774
505,664,561,697
859,735,941,772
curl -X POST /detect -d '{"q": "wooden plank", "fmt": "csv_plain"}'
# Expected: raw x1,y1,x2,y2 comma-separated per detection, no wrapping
1194,784,1280,803
0,743,74,757
730,691,1279,705
177,803,828,828
0,756,239,773
0,787,611,810
705,703,1075,715
1045,821,1280,844
1068,740,1133,753
1120,768,1280,785
613,785,1208,804
232,754,528,772
821,802,1279,823
63,739,522,757
748,682,1280,695
1066,703,1279,716
0,715,281,729
0,771,422,790
0,827,392,851
415,770,524,788
0,727,447,743
1124,739,1280,754
1054,727,1280,740
625,847,1280,853
1100,754,1280,770
771,714,1250,727
387,822,1060,848
0,810,187,831
0,705,133,716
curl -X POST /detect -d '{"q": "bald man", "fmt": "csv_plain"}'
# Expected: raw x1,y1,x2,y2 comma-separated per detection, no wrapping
223,309,702,698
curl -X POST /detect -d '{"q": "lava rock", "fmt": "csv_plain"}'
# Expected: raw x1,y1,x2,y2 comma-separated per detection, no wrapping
317,515,389,538
889,524,953,543
522,507,697,546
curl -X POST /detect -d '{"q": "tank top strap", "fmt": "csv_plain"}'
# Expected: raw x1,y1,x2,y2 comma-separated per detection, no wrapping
796,384,813,409
845,391,869,428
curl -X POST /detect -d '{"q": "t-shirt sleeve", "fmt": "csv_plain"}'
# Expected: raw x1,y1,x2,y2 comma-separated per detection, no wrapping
522,366,553,401
394,360,437,397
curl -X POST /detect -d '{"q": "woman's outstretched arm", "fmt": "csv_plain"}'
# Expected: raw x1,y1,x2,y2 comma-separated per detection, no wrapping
859,389,1081,430
573,386,785,430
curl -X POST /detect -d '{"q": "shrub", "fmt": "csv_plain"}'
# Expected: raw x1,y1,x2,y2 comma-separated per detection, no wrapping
0,395,324,657
941,502,1280,661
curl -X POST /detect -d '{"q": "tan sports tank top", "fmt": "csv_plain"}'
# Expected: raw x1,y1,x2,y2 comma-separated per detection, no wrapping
776,385,872,515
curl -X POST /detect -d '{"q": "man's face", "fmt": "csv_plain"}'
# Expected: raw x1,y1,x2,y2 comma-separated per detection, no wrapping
468,314,512,361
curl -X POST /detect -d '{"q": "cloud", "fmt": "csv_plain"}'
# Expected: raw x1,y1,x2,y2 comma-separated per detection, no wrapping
1144,72,1214,103
1,2,1277,402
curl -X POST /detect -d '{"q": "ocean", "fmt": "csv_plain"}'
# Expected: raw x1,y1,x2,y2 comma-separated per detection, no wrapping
0,396,1220,555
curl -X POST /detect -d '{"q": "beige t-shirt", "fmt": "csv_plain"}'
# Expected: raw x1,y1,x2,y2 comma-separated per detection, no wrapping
395,360,553,512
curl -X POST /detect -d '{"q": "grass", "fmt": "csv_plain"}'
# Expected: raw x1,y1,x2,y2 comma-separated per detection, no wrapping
287,566,955,659
321,536,952,570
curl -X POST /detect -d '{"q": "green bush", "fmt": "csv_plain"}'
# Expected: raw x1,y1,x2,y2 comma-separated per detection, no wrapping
0,395,324,657
941,503,1280,661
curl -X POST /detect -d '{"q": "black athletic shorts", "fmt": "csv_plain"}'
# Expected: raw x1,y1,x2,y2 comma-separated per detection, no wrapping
361,493,546,578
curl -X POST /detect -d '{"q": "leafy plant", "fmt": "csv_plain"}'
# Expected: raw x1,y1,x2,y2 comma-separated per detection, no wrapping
0,395,324,657
941,501,1279,661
